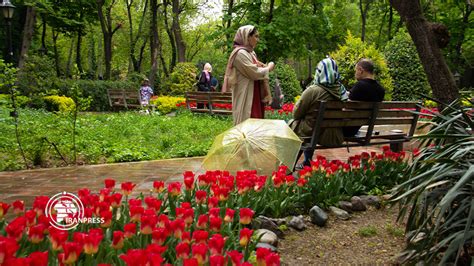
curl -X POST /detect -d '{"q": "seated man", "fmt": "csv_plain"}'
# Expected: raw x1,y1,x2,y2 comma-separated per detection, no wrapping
290,57,347,168
343,58,385,137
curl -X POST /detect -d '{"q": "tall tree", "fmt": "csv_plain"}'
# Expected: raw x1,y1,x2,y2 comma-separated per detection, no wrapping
359,0,373,42
125,0,149,73
97,0,122,80
391,0,459,104
18,6,37,69
171,0,186,62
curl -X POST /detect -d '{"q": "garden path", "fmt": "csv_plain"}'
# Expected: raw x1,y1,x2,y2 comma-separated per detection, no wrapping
0,146,381,207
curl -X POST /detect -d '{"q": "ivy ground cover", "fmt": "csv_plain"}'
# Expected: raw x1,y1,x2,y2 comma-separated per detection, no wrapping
0,147,408,265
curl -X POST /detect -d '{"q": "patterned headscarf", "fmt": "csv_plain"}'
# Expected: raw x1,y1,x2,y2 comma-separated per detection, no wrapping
313,57,348,100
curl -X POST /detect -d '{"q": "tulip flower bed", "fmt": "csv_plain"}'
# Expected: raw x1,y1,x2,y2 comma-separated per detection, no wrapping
0,147,407,265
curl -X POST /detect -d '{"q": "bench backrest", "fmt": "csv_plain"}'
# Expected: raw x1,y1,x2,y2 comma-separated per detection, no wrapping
309,101,421,147
185,91,232,114
107,89,140,108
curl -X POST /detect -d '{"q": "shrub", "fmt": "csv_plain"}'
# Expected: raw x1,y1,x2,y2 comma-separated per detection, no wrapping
330,32,393,99
269,60,301,103
43,95,76,113
0,94,30,108
16,54,59,96
0,59,17,94
168,63,198,96
384,31,430,101
150,95,186,114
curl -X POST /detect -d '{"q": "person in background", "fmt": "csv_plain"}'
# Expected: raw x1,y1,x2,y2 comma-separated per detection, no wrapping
210,77,219,91
198,63,213,92
290,57,346,169
139,78,154,114
343,58,385,137
221,25,275,125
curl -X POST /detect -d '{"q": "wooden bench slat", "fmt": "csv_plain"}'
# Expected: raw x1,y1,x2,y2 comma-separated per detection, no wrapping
185,91,232,115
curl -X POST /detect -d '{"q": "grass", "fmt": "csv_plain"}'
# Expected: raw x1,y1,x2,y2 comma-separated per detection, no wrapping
385,223,405,237
0,108,232,171
357,226,378,237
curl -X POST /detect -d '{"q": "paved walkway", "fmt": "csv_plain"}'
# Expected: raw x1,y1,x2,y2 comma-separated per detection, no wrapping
0,147,382,207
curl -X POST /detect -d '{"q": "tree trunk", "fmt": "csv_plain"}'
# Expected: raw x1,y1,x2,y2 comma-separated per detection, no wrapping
359,0,372,42
52,29,61,77
18,6,37,69
76,31,83,75
66,38,75,78
97,0,120,80
150,0,159,86
391,0,459,104
172,0,186,62
453,2,472,69
40,17,47,55
388,0,393,40
224,0,234,52
163,0,176,71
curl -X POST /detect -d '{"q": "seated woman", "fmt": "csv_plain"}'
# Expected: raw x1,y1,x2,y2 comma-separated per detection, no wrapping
290,57,347,169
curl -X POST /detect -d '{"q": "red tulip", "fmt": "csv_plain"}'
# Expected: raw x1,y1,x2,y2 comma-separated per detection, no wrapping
100,210,113,228
239,208,254,225
33,196,49,216
25,209,36,227
157,214,170,228
183,171,195,190
209,208,220,219
226,250,243,266
28,224,46,244
297,177,308,187
176,242,190,259
210,255,226,266
195,190,207,204
168,182,182,197
59,242,82,265
145,197,162,212
49,228,68,251
83,229,103,255
196,214,208,229
183,208,194,226
124,223,137,238
0,236,20,264
130,205,144,223
181,231,191,244
128,199,142,207
111,231,124,250
208,234,225,256
110,193,123,208
209,216,222,232
170,219,185,238
208,196,219,209
5,216,26,241
192,243,208,265
239,228,253,247
265,252,281,266
104,179,116,189
28,251,48,266
183,258,199,266
224,208,235,223
141,214,158,235
256,248,271,266
12,200,24,216
153,181,165,193
146,243,167,255
152,227,169,245
192,230,209,244
121,182,136,196
119,249,148,266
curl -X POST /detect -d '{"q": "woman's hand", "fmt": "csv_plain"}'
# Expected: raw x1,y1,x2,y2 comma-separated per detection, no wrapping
267,62,275,72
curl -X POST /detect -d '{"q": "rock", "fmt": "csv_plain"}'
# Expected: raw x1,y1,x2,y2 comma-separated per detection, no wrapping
255,242,277,252
351,196,367,211
309,205,328,227
338,201,353,213
255,229,279,247
360,195,382,209
252,216,284,238
382,194,392,201
165,111,176,117
329,206,351,220
288,216,306,231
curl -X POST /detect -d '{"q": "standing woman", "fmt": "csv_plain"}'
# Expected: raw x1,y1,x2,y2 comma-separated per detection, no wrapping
222,25,275,125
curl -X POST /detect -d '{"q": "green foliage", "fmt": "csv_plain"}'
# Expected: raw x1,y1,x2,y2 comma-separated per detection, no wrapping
0,110,232,171
330,32,393,99
168,63,198,96
149,96,185,114
16,55,58,96
391,100,473,264
358,226,378,237
384,31,430,101
270,60,301,103
0,94,30,108
386,223,404,237
0,59,17,94
43,95,76,113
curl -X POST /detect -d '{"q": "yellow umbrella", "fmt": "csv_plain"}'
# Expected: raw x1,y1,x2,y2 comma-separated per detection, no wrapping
202,118,302,175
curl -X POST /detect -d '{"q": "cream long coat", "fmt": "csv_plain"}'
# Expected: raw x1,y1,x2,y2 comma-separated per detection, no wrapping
228,49,271,125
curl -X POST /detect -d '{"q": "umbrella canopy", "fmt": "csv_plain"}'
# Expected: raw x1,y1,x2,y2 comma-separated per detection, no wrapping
203,118,302,175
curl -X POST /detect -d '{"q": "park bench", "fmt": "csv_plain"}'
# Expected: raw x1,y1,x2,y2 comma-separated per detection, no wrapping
185,91,232,115
295,100,422,167
106,89,141,109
